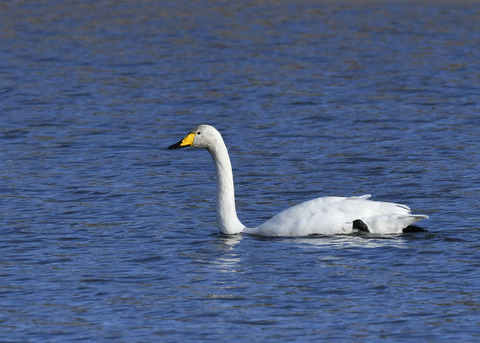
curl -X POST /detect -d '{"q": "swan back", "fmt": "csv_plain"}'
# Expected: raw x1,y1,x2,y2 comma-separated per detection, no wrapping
247,195,427,236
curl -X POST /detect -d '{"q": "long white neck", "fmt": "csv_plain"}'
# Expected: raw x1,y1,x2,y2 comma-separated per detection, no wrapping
207,138,245,234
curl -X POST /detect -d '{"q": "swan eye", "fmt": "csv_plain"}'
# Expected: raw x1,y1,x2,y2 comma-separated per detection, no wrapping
197,132,201,135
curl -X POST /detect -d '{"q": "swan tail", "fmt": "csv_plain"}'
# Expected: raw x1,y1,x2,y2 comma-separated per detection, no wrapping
361,214,428,234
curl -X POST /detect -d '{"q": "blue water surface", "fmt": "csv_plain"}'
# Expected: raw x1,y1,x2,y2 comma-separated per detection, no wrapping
1,1,480,342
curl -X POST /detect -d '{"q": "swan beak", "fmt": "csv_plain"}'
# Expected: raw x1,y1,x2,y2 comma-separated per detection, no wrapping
168,133,196,149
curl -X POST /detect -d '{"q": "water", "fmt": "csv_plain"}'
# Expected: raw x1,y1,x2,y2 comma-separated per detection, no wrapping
1,0,480,341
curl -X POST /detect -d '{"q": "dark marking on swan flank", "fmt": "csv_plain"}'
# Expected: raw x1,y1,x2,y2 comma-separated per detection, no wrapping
353,219,369,232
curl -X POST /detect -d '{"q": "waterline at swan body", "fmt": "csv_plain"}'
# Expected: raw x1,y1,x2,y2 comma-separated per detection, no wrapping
168,125,428,236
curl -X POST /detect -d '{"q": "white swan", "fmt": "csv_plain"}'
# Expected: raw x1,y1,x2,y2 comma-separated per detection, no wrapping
169,125,428,236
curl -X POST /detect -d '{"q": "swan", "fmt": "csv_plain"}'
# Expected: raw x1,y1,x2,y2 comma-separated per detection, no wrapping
168,125,428,236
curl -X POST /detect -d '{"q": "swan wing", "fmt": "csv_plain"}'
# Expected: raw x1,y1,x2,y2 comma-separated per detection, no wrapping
246,195,428,236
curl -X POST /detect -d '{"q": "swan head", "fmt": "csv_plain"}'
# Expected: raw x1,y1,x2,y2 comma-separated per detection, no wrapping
168,125,222,151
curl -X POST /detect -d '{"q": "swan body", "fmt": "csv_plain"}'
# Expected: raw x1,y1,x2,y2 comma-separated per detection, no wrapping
169,125,428,236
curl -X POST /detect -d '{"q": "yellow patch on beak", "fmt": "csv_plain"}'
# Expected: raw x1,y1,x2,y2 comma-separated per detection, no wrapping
180,133,196,147
168,132,196,149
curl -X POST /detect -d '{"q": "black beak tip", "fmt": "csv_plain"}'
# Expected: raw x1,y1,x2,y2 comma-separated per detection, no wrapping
168,140,184,149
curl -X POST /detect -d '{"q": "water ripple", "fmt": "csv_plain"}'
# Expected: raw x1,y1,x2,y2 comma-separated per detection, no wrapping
1,1,480,341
